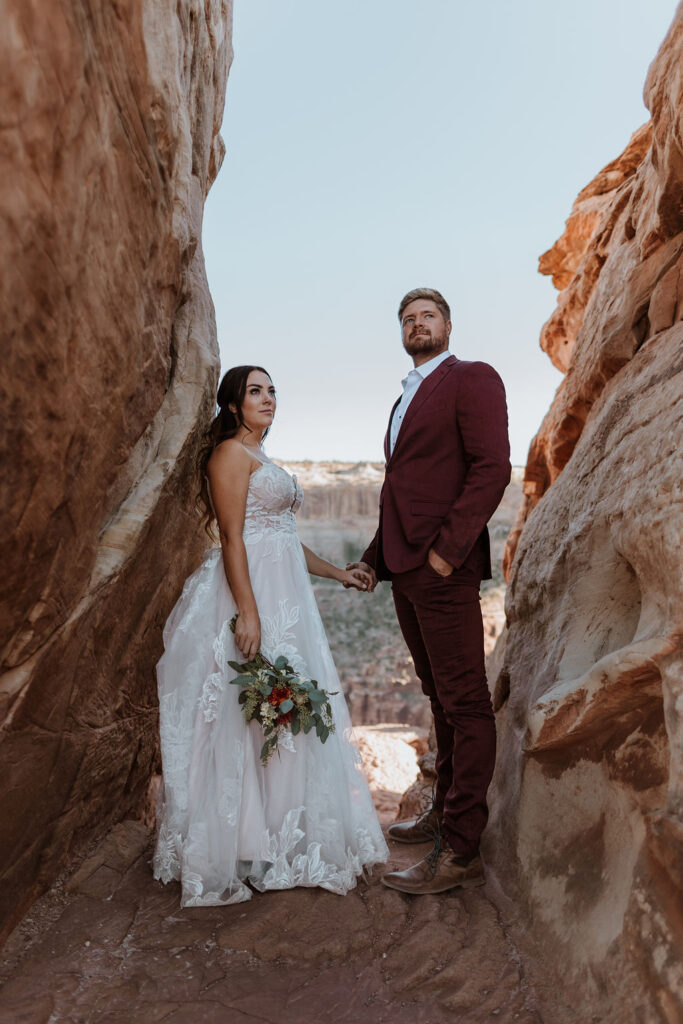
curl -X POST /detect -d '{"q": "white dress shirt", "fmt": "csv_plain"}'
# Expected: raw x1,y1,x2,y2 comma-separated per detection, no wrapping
389,350,451,455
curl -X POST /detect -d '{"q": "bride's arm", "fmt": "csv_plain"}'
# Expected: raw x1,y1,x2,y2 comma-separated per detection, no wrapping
300,543,371,591
207,442,261,660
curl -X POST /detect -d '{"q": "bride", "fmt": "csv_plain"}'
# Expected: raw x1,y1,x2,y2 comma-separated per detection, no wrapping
153,365,388,905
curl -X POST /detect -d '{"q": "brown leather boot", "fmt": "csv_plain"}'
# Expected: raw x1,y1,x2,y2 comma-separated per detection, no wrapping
382,839,485,894
386,807,441,844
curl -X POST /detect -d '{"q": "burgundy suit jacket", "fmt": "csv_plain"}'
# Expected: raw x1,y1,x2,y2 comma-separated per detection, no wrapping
361,355,511,581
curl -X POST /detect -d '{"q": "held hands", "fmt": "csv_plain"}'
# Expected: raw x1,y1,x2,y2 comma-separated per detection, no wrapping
343,561,378,593
233,609,261,661
339,566,374,592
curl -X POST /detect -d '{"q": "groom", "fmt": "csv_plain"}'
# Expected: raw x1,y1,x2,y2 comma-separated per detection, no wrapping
349,287,510,894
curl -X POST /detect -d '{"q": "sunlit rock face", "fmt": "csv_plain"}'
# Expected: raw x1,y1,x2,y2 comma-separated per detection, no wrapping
489,8,683,1020
0,0,232,942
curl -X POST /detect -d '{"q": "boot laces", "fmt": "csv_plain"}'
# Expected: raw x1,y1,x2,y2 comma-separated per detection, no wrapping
424,827,444,879
416,778,440,838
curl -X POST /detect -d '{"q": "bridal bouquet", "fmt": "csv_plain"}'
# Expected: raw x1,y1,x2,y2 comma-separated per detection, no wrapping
228,615,336,764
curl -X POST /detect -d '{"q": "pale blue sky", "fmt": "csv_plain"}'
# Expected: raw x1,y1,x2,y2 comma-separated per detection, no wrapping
203,0,676,464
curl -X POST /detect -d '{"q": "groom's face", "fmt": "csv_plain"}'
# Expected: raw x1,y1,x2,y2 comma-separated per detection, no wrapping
401,299,451,358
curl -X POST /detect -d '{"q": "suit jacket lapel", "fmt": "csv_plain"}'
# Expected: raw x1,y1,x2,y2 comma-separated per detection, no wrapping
384,396,401,462
390,356,457,461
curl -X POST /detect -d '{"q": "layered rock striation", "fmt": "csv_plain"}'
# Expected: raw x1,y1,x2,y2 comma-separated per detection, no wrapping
0,1,232,942
281,461,385,519
490,7,683,1021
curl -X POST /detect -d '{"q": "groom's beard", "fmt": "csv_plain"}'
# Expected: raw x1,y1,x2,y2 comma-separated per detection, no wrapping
403,324,448,358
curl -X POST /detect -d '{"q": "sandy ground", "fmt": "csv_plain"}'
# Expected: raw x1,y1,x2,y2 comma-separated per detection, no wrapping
0,816,555,1024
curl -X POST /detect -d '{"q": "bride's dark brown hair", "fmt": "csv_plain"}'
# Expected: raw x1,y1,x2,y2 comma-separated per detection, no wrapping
197,365,272,536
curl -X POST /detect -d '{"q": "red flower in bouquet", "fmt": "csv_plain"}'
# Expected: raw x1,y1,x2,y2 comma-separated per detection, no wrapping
269,685,292,707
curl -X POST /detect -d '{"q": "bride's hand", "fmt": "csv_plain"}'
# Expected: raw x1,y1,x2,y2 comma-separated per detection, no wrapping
344,562,377,592
234,609,261,661
339,567,373,592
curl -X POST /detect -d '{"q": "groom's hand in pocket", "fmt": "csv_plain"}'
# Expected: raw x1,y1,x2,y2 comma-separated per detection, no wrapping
428,547,454,577
345,562,377,592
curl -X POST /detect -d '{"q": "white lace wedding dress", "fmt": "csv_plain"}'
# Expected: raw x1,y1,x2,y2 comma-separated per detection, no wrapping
152,448,388,905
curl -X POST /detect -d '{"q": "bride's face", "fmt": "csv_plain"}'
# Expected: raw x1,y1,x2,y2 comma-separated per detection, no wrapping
238,370,276,434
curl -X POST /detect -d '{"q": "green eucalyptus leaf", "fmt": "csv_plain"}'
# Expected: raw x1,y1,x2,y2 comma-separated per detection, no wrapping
279,699,294,713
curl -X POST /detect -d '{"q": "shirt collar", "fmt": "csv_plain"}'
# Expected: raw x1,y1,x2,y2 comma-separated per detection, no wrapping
402,349,451,387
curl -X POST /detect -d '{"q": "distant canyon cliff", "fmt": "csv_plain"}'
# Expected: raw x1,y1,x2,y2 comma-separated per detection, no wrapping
283,462,385,519
488,7,683,1022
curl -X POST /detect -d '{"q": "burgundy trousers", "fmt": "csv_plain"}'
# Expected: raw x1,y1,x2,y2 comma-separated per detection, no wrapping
391,563,496,859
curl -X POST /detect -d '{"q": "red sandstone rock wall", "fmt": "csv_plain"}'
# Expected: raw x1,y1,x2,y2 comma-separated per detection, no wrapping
0,1,232,943
489,7,683,1021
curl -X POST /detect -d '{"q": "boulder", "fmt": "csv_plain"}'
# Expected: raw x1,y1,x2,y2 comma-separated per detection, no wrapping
0,0,232,943
490,7,683,1021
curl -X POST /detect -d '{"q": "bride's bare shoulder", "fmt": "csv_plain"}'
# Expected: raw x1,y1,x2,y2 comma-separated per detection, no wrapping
208,438,249,471
207,439,259,480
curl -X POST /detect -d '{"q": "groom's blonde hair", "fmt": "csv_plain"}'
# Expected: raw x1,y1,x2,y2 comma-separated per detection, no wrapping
398,287,451,324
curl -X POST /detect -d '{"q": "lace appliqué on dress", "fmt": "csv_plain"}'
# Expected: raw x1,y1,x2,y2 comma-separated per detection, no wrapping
260,598,307,674
217,741,244,826
157,690,193,814
153,820,182,884
249,808,378,896
242,462,303,563
181,823,251,907
198,619,232,723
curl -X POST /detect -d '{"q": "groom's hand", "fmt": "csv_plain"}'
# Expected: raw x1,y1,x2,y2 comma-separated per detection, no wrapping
428,548,454,577
345,561,377,592
340,567,372,591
